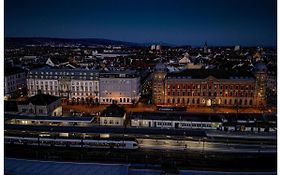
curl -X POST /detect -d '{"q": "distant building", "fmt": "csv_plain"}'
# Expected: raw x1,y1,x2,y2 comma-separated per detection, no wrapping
156,45,161,51
234,45,240,51
17,92,62,116
203,41,208,54
100,104,126,126
150,45,156,50
4,67,27,96
151,45,161,51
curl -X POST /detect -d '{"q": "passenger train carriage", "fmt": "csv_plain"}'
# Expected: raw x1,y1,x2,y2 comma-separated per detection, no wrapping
4,136,139,150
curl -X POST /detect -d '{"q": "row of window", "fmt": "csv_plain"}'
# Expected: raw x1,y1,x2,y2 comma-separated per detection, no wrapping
166,98,253,105
167,91,254,97
32,71,98,76
181,123,212,128
29,75,97,80
30,85,99,92
21,108,44,114
103,119,119,125
6,73,25,80
102,98,131,103
167,84,254,90
157,122,172,126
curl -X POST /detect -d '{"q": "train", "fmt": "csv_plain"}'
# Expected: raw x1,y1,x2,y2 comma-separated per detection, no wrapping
4,136,139,150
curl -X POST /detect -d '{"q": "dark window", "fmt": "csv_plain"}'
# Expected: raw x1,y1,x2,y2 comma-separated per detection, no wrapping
249,100,253,105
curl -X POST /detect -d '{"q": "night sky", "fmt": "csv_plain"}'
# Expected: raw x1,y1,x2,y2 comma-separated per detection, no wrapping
5,0,277,46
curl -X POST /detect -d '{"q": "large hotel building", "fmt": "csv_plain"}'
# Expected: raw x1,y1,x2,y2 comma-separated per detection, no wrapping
27,67,140,104
153,63,267,107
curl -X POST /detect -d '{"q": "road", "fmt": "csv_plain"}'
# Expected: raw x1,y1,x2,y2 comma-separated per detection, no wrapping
138,138,276,153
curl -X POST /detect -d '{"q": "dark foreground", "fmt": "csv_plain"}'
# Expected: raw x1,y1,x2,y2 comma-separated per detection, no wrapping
5,144,277,172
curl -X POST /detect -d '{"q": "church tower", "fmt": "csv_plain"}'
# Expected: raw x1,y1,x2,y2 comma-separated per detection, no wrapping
203,41,208,54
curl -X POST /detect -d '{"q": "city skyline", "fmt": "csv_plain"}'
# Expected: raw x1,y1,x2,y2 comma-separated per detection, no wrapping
5,0,277,46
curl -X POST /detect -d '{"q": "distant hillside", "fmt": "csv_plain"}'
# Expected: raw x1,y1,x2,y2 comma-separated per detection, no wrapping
4,37,144,48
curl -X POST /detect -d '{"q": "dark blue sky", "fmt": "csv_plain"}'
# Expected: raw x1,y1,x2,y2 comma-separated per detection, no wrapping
5,0,277,46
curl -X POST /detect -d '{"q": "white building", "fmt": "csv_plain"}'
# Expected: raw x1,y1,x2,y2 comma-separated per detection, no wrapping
99,71,141,104
151,45,156,50
156,45,161,51
27,67,100,103
100,104,126,126
17,92,62,116
4,67,27,96
27,67,141,104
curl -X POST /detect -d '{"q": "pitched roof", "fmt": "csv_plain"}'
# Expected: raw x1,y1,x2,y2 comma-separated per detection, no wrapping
4,66,26,76
101,104,125,118
18,93,60,106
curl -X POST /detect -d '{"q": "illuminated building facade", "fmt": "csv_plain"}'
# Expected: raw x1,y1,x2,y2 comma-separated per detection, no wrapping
153,63,267,107
27,67,141,104
99,71,140,104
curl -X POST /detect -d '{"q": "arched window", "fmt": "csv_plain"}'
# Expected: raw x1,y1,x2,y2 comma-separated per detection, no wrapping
249,100,253,105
